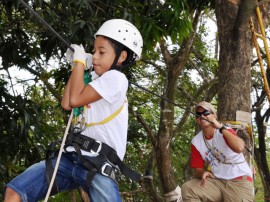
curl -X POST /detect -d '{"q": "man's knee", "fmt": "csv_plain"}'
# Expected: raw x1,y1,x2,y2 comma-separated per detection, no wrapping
181,180,200,200
181,181,191,198
4,187,21,202
182,180,195,192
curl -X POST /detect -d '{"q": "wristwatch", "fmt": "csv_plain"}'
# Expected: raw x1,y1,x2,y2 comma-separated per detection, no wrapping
219,125,227,133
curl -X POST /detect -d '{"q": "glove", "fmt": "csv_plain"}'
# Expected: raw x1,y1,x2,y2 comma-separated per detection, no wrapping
66,44,92,69
85,53,93,70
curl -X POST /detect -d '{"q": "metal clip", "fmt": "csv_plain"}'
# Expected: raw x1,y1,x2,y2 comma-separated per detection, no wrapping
101,163,112,177
90,141,102,154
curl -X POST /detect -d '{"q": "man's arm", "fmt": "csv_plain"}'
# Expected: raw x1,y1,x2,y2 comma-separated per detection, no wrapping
209,117,245,153
193,168,215,186
193,168,205,179
222,128,245,153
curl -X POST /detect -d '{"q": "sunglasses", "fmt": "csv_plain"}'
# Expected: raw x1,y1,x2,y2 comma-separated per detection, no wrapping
196,110,212,117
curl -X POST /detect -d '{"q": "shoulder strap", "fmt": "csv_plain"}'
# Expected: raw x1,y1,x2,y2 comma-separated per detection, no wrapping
86,101,126,127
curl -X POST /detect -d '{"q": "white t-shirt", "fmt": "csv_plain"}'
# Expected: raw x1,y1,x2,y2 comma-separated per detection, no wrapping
67,70,128,160
191,129,252,180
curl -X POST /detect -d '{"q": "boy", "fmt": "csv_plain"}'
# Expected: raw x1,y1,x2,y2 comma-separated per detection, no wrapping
5,19,143,202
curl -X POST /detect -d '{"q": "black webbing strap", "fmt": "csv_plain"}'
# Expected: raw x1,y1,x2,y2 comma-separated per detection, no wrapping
85,171,96,190
98,144,141,182
68,133,142,182
45,141,60,195
72,142,120,191
45,131,142,197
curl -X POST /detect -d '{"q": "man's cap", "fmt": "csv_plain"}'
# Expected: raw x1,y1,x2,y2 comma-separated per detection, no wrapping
195,101,216,114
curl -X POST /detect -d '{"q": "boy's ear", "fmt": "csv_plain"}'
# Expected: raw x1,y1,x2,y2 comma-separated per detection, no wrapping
118,50,127,63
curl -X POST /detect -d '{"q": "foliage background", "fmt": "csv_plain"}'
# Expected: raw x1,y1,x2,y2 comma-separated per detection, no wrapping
0,0,270,201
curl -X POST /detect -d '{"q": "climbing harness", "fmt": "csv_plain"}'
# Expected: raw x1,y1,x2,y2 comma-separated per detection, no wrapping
46,123,142,194
65,127,141,180
45,85,141,198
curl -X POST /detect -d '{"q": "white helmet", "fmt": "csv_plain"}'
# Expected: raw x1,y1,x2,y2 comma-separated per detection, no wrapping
94,19,143,60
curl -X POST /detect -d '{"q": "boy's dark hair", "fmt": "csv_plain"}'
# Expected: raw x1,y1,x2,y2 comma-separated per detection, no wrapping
104,36,136,67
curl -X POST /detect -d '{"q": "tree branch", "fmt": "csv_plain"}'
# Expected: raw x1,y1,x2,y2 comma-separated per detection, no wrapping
128,105,156,146
174,9,201,76
257,0,270,7
23,63,62,103
160,37,171,68
6,68,16,96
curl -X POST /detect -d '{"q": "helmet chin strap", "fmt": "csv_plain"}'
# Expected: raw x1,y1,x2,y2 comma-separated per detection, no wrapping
110,45,136,72
110,45,124,71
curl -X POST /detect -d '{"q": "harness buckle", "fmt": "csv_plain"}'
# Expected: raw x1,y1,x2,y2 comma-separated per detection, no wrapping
101,162,113,177
90,140,102,154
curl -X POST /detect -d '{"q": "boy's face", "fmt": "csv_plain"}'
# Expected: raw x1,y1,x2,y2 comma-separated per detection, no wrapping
92,36,116,75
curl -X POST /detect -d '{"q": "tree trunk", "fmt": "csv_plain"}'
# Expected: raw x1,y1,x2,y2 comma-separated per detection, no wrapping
216,0,254,120
155,10,200,197
254,93,270,202
216,0,270,201
215,0,255,164
215,0,254,172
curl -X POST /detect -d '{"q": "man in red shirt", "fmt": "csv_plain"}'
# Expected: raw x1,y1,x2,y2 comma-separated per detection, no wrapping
181,101,254,202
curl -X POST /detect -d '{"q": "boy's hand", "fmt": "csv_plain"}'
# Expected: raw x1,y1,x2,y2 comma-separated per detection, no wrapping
85,53,93,70
66,44,92,70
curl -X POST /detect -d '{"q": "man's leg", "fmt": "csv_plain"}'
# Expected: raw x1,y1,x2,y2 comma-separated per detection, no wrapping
181,178,223,202
222,179,254,202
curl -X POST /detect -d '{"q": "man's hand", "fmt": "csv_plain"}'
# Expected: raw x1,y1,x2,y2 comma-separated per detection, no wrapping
200,171,215,186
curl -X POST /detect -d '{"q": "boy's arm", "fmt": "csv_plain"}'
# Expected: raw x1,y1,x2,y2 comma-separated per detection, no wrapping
62,44,102,108
69,62,102,107
61,78,72,110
